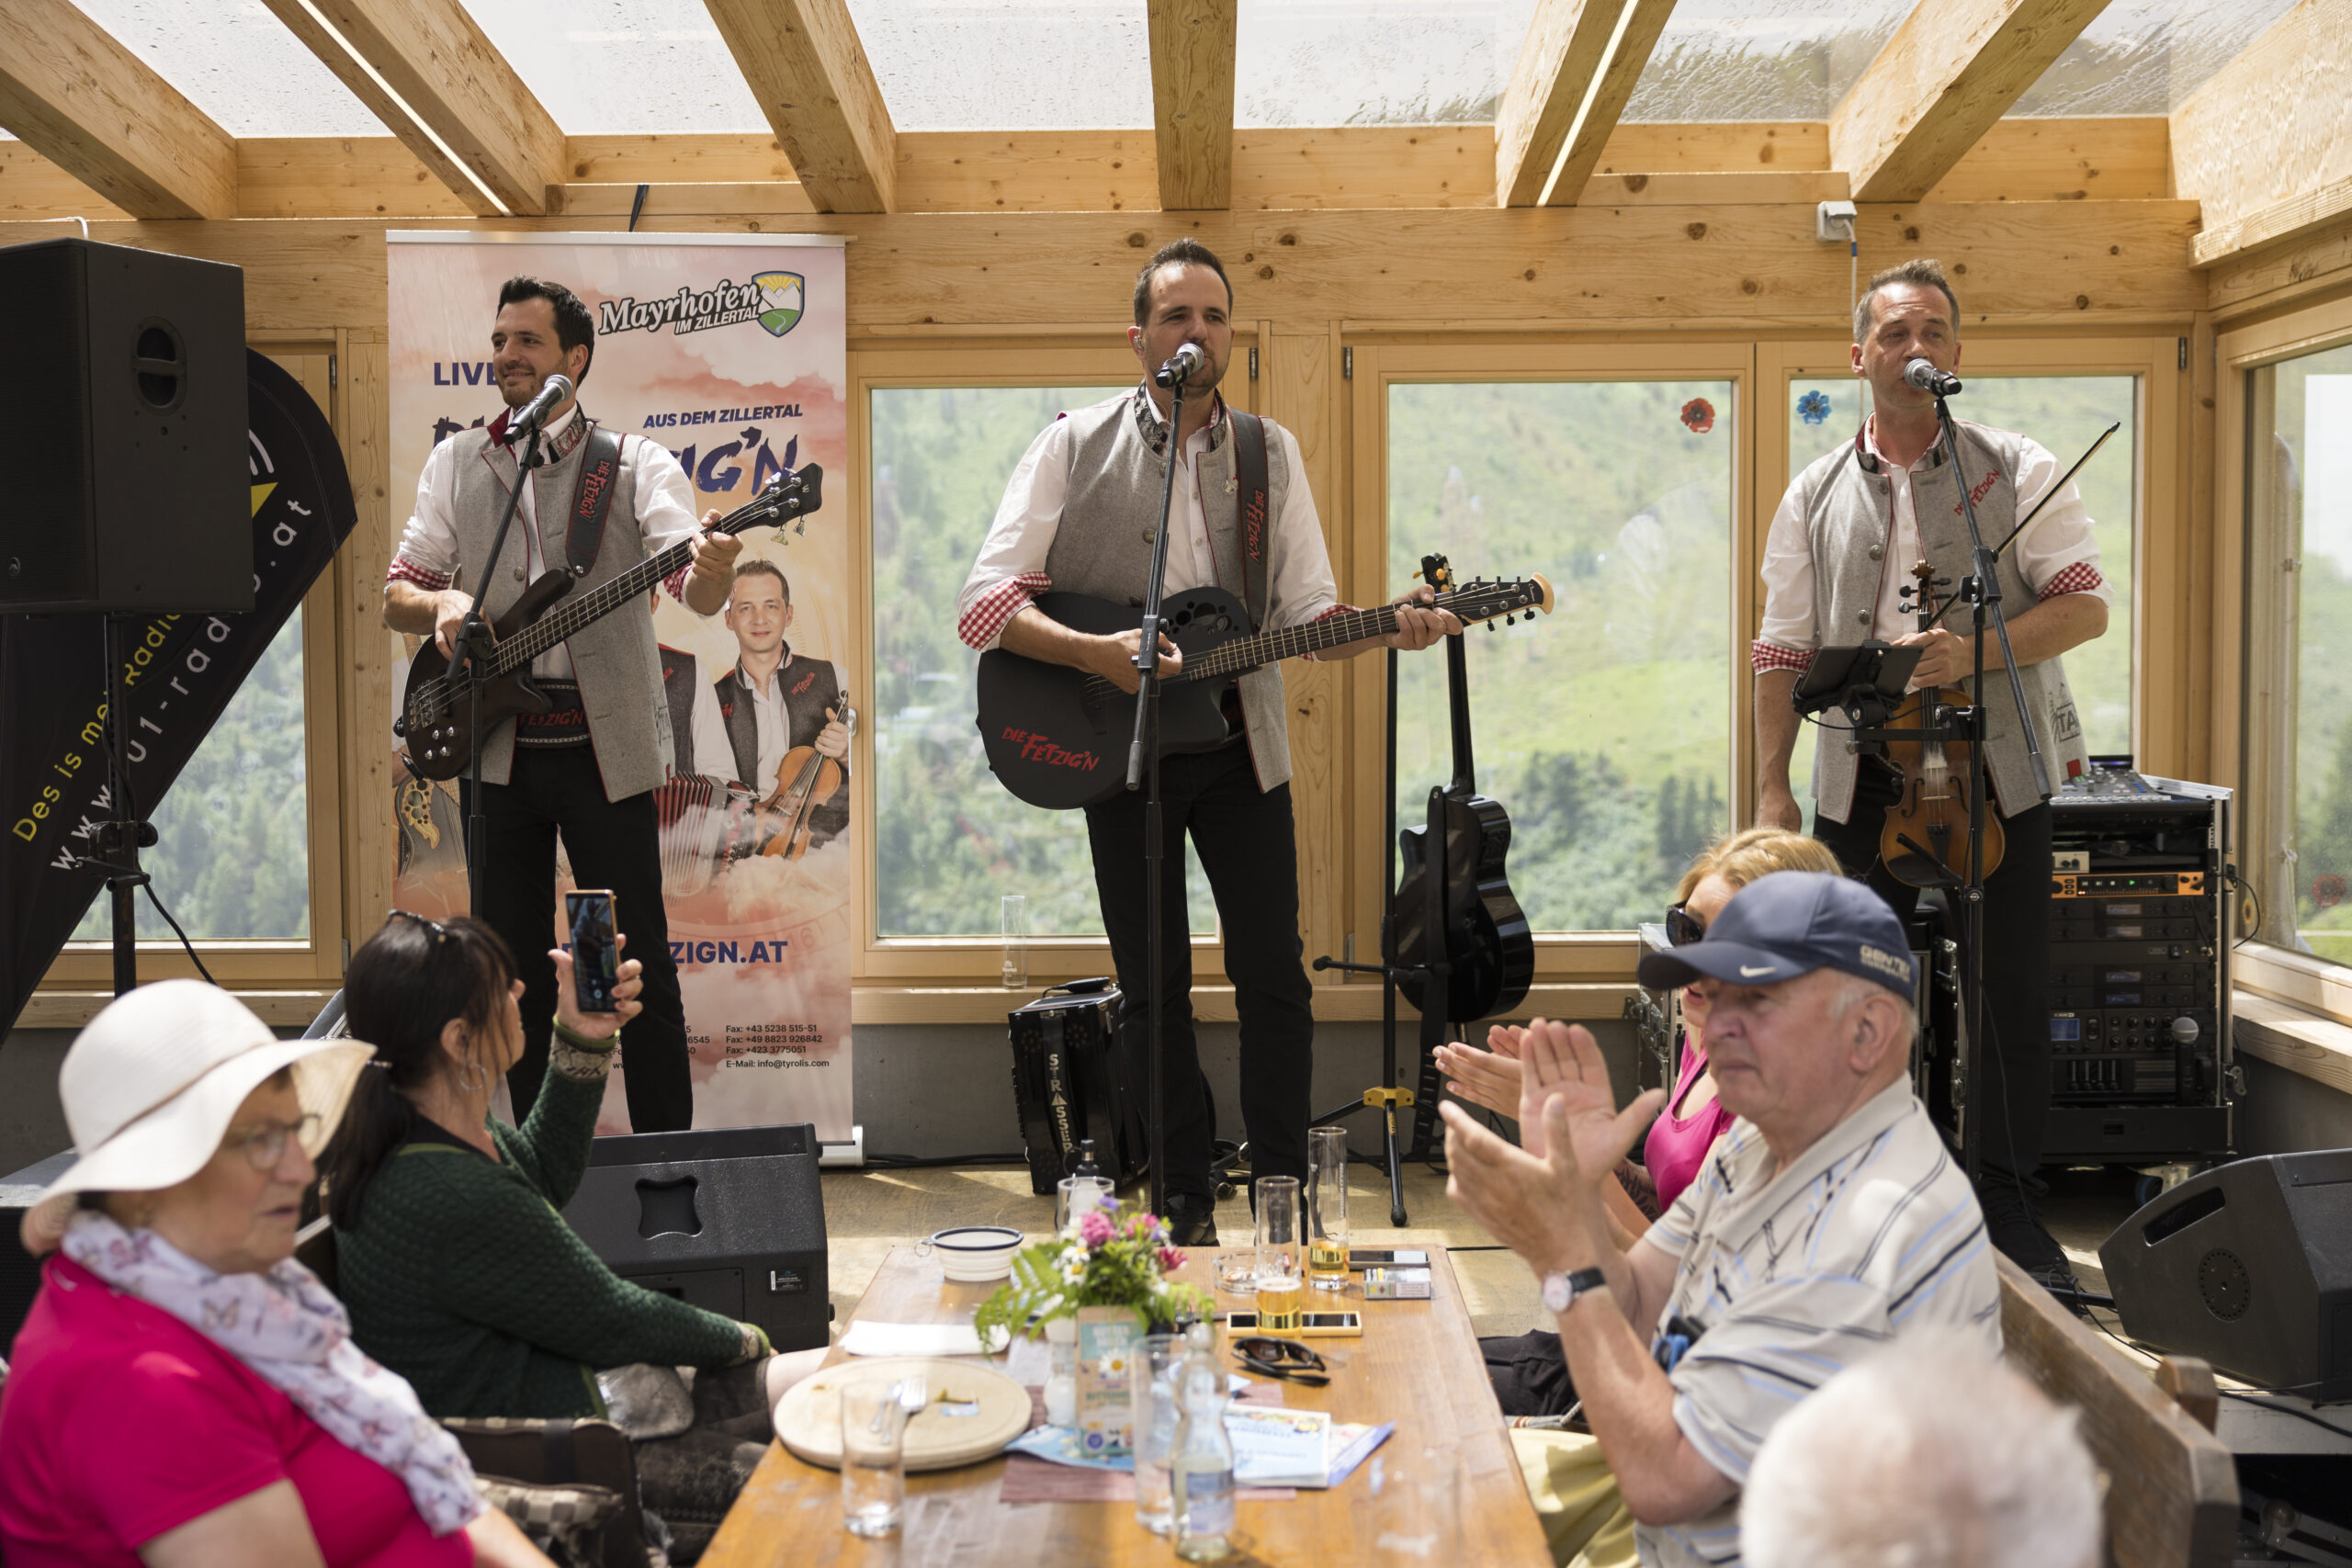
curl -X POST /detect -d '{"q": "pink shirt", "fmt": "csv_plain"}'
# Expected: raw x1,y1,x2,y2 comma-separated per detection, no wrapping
1642,1032,1739,1213
0,1257,471,1568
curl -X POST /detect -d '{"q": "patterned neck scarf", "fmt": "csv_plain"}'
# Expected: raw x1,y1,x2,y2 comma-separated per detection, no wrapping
62,1212,481,1536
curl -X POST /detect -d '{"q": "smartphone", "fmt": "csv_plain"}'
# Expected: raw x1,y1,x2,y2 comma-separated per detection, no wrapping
1347,1248,1428,1269
1218,1311,1363,1338
564,889,620,1013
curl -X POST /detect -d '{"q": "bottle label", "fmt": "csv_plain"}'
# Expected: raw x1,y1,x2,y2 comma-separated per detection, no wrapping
1181,1469,1235,1536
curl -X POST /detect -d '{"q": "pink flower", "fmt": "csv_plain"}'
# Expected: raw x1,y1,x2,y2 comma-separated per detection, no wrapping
1158,1247,1185,1272
1077,1209,1114,1247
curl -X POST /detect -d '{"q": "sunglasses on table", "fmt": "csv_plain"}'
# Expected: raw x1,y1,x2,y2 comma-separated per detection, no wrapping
1666,903,1707,948
1231,1336,1329,1387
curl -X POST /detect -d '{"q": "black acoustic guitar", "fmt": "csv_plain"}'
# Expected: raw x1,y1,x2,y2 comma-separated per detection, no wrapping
1393,556,1534,1024
977,574,1553,810
396,464,823,781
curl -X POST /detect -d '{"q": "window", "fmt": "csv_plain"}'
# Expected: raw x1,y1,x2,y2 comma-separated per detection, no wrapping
866,382,1214,939
1384,375,1736,931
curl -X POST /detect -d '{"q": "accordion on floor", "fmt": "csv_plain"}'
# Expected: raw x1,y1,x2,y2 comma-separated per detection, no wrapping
1007,979,1139,1195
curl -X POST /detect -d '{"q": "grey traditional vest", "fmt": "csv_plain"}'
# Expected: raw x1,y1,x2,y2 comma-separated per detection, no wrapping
1795,420,2088,824
448,415,674,800
1046,389,1296,793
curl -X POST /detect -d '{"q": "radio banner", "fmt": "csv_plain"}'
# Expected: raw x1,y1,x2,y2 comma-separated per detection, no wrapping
2,352,356,1033
385,233,852,1139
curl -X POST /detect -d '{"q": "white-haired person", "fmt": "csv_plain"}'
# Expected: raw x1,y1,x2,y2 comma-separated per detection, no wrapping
0,981,552,1568
1442,872,2001,1568
1743,1331,2101,1568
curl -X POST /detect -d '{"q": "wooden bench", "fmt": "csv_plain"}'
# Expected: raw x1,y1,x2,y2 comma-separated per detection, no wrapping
1996,1255,2239,1568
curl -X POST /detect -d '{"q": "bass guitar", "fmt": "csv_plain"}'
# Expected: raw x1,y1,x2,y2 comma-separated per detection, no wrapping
978,573,1554,810
396,464,823,781
1392,555,1534,1024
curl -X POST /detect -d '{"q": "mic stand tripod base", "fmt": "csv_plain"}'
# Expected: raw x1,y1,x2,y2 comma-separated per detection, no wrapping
1309,953,1429,1226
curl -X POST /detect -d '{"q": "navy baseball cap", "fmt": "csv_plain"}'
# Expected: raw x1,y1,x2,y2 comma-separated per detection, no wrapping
1635,871,1915,997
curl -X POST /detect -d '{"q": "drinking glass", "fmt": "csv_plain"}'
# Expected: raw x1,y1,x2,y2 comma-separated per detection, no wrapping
1055,1173,1114,1235
1130,1333,1185,1534
1215,1247,1259,1293
839,1379,906,1537
1307,1125,1350,1290
1253,1176,1303,1332
1001,894,1029,988
1367,1446,1466,1561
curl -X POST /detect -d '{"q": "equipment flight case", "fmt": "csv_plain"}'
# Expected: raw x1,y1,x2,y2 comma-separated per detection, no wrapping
1008,979,1140,1194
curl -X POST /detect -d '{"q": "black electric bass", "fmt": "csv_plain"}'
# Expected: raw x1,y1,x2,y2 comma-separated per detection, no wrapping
978,574,1554,810
396,464,823,781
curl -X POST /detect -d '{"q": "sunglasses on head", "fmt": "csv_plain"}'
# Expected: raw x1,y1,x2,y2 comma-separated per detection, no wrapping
388,908,453,946
1666,903,1707,948
1231,1336,1329,1387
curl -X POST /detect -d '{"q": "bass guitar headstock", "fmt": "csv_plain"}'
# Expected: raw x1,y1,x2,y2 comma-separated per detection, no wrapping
718,462,826,538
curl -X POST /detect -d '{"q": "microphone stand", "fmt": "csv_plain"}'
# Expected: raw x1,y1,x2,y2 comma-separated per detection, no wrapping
1128,373,1187,1223
458,414,549,914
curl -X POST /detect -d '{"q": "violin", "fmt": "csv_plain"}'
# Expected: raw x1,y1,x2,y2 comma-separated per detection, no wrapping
754,699,856,860
1878,561,2003,887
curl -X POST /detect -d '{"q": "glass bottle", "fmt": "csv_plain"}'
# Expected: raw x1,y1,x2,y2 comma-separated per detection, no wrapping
1171,1322,1235,1562
1043,1314,1079,1427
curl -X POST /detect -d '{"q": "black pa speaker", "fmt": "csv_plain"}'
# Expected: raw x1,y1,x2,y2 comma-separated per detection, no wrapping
2098,1149,2352,1400
560,1123,830,1353
0,237,251,612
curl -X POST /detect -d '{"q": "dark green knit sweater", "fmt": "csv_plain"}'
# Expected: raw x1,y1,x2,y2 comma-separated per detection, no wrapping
334,1063,747,1419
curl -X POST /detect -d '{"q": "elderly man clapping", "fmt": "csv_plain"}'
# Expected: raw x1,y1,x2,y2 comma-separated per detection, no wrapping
1442,872,2001,1568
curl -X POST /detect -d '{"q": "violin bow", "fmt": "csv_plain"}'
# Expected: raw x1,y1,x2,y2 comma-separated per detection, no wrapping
1923,420,2120,632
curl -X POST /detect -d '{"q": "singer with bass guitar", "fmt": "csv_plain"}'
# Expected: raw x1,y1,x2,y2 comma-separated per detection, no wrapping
384,275,747,1133
956,239,1462,1246
1752,257,2109,1290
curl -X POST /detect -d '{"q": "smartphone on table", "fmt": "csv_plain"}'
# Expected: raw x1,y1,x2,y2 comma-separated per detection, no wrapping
565,889,621,1013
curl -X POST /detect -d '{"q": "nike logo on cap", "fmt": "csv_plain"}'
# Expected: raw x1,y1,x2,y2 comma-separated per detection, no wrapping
1739,964,1774,977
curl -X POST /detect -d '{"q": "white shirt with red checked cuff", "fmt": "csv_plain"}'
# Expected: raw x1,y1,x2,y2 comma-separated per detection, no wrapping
387,407,705,681
1754,417,2109,674
956,389,1347,653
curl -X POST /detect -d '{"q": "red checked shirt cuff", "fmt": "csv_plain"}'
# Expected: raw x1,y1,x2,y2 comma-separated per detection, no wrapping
960,572,1052,651
1751,640,1816,674
2038,563,2104,601
386,558,453,592
1300,604,1360,660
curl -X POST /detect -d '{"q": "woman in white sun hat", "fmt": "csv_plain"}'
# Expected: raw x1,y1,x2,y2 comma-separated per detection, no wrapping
0,979,551,1568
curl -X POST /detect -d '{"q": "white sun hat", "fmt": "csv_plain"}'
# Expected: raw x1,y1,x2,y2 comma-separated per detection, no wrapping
22,980,375,1249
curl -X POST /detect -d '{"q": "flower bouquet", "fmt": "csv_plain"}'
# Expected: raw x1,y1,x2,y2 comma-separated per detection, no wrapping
973,1197,1214,1339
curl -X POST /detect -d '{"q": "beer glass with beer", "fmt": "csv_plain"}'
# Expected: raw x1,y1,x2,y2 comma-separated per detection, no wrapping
1253,1176,1304,1333
1307,1126,1349,1290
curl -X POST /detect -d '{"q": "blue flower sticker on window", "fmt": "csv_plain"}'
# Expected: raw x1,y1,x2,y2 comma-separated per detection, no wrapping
1797,389,1833,426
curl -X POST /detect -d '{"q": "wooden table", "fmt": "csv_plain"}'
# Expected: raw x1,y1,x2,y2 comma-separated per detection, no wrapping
702,1247,1554,1566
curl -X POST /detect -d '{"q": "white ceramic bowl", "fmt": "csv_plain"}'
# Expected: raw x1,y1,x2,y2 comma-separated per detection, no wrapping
928,1224,1024,1282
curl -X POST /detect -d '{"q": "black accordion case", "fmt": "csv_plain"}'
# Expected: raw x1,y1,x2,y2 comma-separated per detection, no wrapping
1007,979,1138,1194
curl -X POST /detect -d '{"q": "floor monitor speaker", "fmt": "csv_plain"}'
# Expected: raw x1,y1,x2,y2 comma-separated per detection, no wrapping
561,1123,830,1353
2098,1149,2352,1400
0,237,251,612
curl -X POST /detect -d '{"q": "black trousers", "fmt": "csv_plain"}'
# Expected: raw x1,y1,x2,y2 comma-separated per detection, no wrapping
463,745,693,1131
1083,744,1316,1201
1814,764,2053,1179
1482,1328,1579,1418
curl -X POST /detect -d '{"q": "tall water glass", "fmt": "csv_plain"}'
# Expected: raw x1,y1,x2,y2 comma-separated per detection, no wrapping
1307,1125,1350,1289
1001,894,1029,988
1055,1173,1114,1236
839,1379,906,1537
1130,1333,1185,1534
1253,1176,1303,1332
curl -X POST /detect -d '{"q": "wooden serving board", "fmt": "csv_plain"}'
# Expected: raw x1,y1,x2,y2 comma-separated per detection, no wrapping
773,1356,1033,1473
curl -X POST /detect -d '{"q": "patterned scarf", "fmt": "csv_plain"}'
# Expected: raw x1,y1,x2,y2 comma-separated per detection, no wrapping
62,1211,481,1536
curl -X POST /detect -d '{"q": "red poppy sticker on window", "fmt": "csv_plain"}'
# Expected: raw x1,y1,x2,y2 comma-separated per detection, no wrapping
2316,874,2346,909
1680,398,1716,434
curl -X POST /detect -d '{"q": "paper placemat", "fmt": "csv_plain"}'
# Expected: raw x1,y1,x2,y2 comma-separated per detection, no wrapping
997,1456,1295,1506
839,1320,987,1358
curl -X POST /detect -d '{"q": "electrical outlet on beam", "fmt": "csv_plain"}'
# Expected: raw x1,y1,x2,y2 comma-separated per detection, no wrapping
1816,200,1858,243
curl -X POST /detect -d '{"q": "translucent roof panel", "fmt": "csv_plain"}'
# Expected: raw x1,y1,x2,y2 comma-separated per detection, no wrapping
455,0,769,133
1622,0,1918,122
2010,0,2301,116
62,0,387,137
1235,0,1539,128
844,0,1153,130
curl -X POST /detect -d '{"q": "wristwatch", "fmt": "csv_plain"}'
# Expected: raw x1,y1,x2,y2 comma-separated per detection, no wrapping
1541,1267,1610,1314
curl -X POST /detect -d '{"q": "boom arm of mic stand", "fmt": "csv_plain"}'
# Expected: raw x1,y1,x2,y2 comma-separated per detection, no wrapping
1126,381,1186,793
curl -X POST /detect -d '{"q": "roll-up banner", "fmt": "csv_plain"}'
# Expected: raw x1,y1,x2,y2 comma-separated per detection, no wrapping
385,234,852,1139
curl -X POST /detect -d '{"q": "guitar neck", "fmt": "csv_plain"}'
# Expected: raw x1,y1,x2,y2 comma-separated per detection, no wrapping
492,536,700,673
1445,632,1476,792
1182,601,1417,683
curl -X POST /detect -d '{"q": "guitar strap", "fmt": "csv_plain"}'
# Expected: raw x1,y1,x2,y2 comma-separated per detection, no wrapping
564,424,627,575
1228,408,1272,628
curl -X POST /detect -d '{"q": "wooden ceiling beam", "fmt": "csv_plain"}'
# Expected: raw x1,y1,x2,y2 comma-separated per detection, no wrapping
1148,0,1238,211
1495,0,1679,209
702,0,897,214
258,0,565,217
2176,0,2352,267
0,0,235,220
1829,0,2110,204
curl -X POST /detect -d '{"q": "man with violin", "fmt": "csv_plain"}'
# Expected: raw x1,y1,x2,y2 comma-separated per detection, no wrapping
385,275,744,1133
690,558,852,852
956,238,1459,1246
1752,257,2109,1287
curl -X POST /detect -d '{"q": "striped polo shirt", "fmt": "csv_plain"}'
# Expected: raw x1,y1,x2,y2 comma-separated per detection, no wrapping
1630,1077,2000,1568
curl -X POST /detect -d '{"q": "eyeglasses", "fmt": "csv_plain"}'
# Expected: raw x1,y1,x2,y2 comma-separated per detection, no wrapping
227,1112,321,1171
1231,1336,1329,1387
388,908,451,945
1666,903,1707,948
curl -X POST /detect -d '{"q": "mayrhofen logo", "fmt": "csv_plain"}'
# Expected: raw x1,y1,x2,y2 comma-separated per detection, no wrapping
598,270,806,340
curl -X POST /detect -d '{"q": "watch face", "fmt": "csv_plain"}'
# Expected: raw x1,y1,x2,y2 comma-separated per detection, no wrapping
1542,1272,1573,1313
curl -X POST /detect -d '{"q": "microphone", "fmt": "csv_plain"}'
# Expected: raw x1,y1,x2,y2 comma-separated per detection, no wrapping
1154,343,1204,389
507,372,575,435
1903,358,1962,397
